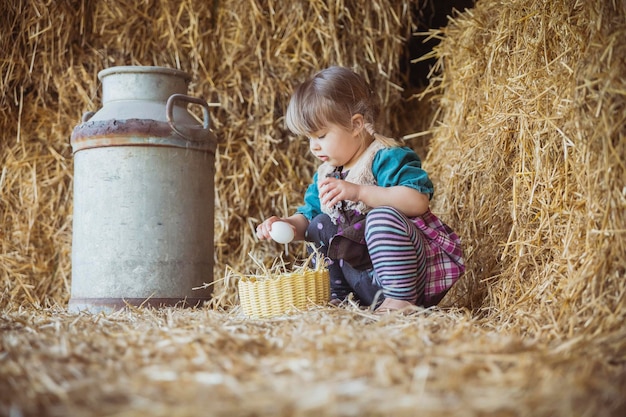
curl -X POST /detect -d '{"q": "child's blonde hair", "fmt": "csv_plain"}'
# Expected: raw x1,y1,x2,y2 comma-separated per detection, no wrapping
285,66,399,147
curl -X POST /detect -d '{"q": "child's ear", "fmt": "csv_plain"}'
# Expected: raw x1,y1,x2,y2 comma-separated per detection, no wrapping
351,114,365,136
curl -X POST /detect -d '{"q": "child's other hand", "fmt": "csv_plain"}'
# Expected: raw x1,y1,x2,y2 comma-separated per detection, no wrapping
256,216,284,241
319,177,360,207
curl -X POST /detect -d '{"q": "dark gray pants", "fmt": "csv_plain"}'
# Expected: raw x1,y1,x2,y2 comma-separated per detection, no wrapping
306,213,383,307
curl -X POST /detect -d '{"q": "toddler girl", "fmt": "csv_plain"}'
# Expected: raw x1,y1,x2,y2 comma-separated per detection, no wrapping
256,66,464,312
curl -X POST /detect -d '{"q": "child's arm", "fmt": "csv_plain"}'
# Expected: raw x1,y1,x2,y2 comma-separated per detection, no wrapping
318,177,429,217
257,173,319,242
357,184,430,217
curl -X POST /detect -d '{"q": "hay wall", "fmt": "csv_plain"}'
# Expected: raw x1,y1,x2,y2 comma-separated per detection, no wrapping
424,0,626,338
0,0,427,308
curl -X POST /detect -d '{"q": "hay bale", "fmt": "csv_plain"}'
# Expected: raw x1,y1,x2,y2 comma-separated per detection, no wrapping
422,0,626,337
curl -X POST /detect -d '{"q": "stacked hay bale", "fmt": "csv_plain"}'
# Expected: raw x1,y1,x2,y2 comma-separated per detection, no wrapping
0,0,421,308
424,0,626,338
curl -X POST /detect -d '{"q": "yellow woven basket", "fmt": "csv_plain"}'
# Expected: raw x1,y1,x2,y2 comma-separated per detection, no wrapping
238,269,330,319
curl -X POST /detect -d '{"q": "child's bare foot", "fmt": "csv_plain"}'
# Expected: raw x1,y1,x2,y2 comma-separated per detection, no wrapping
329,298,343,307
375,298,414,314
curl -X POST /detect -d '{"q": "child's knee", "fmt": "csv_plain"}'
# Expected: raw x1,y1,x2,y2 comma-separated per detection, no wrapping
365,206,407,234
366,206,403,223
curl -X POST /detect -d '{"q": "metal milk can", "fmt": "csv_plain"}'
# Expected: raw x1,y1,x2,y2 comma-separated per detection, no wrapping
69,66,216,313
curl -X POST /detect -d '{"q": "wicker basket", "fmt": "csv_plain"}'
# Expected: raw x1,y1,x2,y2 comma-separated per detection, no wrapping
238,269,330,318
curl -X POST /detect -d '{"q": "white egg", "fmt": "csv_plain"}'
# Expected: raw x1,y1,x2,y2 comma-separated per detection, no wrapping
269,221,295,244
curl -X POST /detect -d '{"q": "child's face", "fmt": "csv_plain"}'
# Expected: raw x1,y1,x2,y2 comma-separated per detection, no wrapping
308,122,364,168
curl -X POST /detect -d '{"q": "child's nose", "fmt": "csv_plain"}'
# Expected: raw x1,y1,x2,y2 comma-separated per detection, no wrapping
310,139,321,151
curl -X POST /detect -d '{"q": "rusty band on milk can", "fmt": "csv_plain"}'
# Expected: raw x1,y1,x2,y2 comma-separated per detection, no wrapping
70,94,216,153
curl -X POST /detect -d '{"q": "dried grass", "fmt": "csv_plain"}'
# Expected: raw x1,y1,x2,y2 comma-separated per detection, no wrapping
422,0,626,341
1,306,625,417
1,0,626,415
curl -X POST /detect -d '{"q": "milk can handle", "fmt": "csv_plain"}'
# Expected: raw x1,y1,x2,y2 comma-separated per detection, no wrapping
166,94,211,140
82,111,96,122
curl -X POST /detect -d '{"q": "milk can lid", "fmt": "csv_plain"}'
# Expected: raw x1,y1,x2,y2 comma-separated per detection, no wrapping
98,66,192,82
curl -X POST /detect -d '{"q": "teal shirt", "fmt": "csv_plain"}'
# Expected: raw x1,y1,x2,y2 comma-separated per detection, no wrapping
296,146,434,220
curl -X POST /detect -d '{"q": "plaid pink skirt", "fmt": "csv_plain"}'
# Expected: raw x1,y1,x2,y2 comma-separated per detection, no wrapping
412,210,465,305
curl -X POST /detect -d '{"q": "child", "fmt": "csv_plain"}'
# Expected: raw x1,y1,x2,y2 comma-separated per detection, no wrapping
256,66,464,312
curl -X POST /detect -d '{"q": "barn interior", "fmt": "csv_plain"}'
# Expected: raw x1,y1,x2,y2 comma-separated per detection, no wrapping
1,0,625,416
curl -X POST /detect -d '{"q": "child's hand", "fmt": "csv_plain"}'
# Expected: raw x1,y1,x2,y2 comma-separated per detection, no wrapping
318,177,360,208
256,216,288,241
